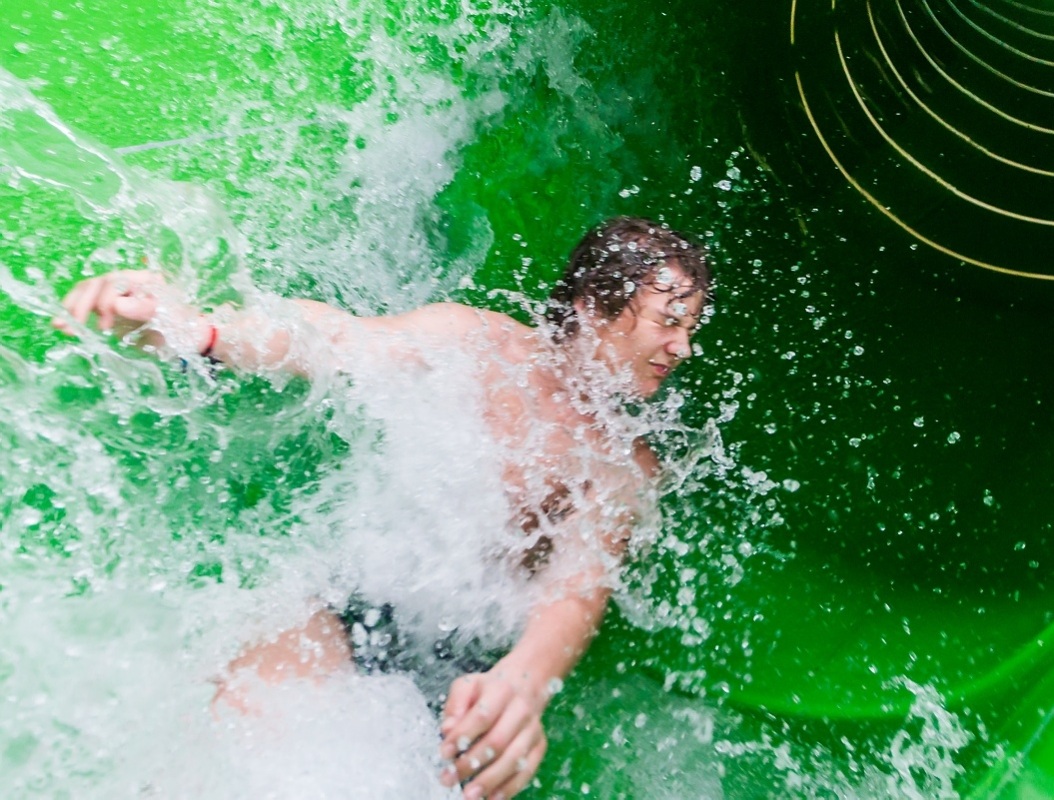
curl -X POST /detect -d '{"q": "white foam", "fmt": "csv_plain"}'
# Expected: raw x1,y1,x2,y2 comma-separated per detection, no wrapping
157,673,458,800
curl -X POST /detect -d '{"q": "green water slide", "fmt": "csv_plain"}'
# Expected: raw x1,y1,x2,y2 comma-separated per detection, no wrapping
2,0,1054,795
710,2,1054,795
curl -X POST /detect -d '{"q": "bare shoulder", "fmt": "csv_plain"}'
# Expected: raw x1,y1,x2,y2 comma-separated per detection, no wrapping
389,302,529,341
387,302,489,335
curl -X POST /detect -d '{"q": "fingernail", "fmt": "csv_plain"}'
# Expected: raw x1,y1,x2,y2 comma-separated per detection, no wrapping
457,735,471,753
439,743,455,760
464,786,483,800
438,766,457,787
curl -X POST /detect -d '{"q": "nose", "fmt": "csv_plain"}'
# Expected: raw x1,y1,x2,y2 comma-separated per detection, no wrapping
665,327,691,360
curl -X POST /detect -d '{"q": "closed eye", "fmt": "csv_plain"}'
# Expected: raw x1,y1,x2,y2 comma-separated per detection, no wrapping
668,316,699,335
640,307,698,334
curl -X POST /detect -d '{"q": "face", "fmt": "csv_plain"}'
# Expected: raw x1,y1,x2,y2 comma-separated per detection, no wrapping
576,263,704,398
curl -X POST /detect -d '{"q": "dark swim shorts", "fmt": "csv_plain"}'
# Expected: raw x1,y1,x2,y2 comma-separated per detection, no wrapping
336,594,502,712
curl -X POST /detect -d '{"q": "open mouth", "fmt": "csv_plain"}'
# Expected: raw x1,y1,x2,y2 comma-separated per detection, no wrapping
650,362,671,378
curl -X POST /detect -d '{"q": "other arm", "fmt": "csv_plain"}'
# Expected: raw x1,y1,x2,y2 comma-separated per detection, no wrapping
440,448,659,798
438,576,610,800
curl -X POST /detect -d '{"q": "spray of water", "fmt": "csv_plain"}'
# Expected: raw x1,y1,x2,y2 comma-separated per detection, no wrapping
0,2,722,795
0,1,994,796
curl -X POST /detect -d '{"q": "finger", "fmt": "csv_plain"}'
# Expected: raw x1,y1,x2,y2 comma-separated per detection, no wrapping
95,276,128,332
443,679,515,761
51,313,75,335
453,695,533,783
464,728,546,800
488,738,547,800
442,674,482,732
61,278,103,325
439,675,484,759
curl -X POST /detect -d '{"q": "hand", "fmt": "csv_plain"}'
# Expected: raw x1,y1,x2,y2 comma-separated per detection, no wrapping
438,669,548,800
53,269,210,353
54,269,163,334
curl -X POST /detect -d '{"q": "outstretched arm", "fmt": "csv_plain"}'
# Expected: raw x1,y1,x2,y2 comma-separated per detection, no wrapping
54,269,486,378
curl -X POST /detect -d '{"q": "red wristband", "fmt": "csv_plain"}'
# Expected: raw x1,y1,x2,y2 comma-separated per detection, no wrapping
200,323,218,358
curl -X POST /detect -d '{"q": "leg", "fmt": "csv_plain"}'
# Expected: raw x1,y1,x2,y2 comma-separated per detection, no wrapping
213,608,352,713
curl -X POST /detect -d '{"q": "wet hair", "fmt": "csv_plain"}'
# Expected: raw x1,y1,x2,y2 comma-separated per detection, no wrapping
545,216,711,341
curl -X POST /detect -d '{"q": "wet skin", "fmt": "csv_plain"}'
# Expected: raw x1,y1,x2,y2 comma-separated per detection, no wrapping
54,263,705,800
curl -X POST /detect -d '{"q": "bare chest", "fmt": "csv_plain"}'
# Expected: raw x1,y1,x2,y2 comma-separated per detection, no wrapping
477,360,634,561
